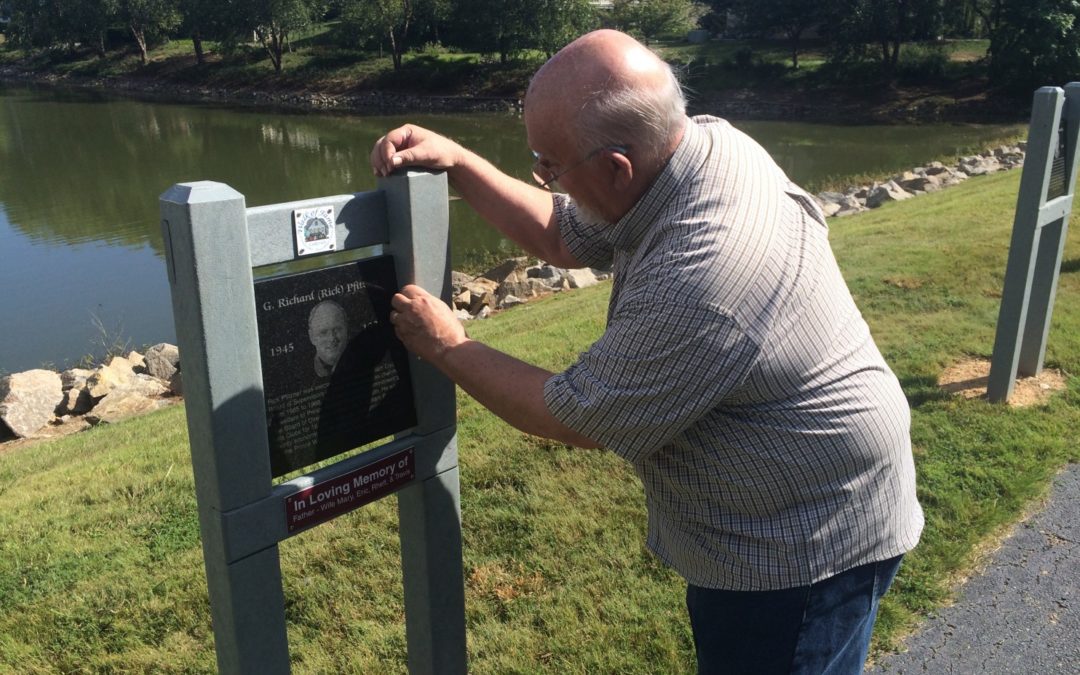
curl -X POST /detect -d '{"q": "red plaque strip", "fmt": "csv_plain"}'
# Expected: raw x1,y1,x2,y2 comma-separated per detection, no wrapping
285,447,415,533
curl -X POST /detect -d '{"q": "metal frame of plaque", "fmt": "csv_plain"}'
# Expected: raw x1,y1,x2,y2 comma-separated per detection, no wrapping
160,171,465,674
988,83,1080,402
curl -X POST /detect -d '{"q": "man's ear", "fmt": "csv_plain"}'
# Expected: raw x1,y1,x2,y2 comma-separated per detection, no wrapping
609,150,634,190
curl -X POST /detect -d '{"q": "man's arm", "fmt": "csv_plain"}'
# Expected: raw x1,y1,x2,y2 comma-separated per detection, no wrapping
390,284,600,449
371,124,583,269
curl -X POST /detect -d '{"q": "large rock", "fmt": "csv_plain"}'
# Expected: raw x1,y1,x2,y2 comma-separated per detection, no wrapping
959,155,1001,176
451,270,473,294
500,277,552,300
866,181,913,208
126,350,147,374
58,387,94,416
85,391,168,426
60,368,94,392
143,343,180,381
899,173,943,193
167,371,183,396
563,268,599,289
0,370,63,438
461,278,500,315
123,374,170,398
480,257,528,284
86,357,139,399
527,264,565,281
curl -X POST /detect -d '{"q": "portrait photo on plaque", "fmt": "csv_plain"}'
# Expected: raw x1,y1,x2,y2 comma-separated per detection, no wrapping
254,256,417,477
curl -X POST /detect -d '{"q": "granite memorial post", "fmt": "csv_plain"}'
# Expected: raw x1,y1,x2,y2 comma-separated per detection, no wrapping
160,170,465,674
988,83,1080,402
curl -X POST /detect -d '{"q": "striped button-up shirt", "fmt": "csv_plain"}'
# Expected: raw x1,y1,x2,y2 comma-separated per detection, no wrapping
543,115,923,591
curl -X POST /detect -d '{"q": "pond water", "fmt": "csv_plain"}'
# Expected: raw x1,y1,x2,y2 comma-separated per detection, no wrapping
0,84,1025,373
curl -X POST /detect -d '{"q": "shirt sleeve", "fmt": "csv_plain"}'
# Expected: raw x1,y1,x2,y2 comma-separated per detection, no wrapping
552,193,614,269
544,297,760,464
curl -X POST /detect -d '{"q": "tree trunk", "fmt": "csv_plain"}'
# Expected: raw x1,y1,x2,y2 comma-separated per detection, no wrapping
389,31,401,70
192,30,205,66
131,22,148,65
96,31,106,59
258,26,285,72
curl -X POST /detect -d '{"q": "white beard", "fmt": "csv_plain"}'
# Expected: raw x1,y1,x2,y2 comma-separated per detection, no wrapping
570,197,611,228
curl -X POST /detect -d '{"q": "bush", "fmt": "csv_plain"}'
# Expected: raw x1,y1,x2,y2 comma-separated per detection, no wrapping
897,43,949,83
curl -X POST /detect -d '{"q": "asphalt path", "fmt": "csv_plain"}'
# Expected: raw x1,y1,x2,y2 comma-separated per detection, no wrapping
869,464,1079,674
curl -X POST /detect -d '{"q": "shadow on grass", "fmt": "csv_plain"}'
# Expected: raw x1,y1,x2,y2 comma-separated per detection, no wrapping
900,374,952,409
1059,257,1080,274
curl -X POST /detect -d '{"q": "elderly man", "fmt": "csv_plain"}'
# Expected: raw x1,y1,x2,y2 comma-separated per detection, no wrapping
373,29,923,674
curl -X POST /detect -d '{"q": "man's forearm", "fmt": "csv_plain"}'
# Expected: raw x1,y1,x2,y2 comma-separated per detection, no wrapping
447,151,583,269
434,338,600,449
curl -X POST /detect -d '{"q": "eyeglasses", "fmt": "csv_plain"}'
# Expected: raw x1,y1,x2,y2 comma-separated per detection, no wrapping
530,144,628,190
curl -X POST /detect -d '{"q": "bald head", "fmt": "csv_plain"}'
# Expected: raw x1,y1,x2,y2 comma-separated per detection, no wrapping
526,30,685,166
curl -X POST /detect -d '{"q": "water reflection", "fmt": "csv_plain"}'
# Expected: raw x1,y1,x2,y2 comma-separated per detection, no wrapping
0,84,1024,373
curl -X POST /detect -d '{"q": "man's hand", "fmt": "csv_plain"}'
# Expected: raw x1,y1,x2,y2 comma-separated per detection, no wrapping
370,124,465,177
389,284,467,364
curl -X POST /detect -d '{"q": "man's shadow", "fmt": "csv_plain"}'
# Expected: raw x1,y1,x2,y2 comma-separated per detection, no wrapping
315,281,417,463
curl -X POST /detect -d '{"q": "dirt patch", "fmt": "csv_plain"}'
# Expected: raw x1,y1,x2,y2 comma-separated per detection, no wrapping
938,357,1069,406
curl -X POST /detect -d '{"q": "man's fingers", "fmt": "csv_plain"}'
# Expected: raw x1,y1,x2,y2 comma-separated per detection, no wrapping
372,125,415,176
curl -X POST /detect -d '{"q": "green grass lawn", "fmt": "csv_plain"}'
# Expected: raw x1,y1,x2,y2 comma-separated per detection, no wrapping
1,167,1077,672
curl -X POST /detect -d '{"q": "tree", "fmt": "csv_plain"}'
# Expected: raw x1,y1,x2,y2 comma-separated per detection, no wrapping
234,0,325,72
823,0,942,76
177,0,224,65
981,0,1080,91
532,0,596,58
727,0,824,68
119,0,181,65
612,0,700,46
447,0,532,63
338,0,417,70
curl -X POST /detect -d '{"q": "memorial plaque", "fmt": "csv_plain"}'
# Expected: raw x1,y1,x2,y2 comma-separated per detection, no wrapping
285,447,415,533
254,257,417,476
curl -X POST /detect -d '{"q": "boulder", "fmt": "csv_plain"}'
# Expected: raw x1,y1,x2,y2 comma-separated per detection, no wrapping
143,343,180,381
451,270,473,294
462,277,499,297
462,278,499,314
167,371,183,396
60,367,94,392
563,268,599,289
499,277,552,300
124,374,170,398
85,391,168,426
820,201,842,218
480,257,528,284
454,308,473,321
866,181,912,208
899,174,943,193
527,264,564,280
498,294,526,309
959,155,1001,176
126,350,147,374
816,191,845,206
0,370,63,438
58,387,94,416
452,289,472,310
86,358,139,399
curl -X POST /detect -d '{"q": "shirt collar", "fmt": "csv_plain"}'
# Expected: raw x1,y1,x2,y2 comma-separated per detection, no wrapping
607,117,712,252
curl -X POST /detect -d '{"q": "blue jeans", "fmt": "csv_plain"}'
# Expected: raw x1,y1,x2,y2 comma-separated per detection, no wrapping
686,555,904,674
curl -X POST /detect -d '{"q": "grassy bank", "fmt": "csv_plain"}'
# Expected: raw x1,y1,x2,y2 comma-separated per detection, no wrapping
1,168,1077,672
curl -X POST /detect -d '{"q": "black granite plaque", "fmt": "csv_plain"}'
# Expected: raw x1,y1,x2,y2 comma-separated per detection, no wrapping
254,257,417,477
